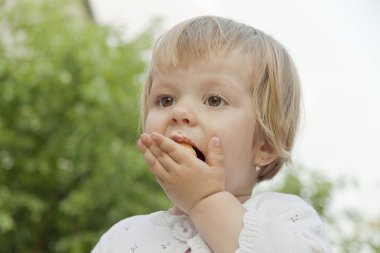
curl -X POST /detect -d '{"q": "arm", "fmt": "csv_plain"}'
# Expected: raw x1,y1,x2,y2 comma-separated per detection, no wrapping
189,191,246,253
138,132,243,252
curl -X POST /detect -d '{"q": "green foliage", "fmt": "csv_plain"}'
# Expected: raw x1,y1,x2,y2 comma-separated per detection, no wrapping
332,207,380,253
0,1,169,252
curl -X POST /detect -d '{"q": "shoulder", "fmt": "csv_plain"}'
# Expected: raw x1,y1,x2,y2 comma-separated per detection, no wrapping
243,191,324,231
245,192,325,237
239,192,331,253
244,191,318,218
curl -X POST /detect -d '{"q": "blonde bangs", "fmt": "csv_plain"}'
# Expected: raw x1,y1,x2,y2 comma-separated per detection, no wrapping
152,16,244,70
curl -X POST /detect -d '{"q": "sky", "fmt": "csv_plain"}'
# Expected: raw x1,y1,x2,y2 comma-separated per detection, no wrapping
89,0,380,218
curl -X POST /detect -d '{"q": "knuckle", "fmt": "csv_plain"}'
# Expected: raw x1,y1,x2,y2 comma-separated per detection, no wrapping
156,151,164,159
151,159,159,170
166,144,176,156
155,147,166,159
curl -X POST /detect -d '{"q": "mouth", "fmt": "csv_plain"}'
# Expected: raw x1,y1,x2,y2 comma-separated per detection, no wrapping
170,136,205,162
193,146,205,162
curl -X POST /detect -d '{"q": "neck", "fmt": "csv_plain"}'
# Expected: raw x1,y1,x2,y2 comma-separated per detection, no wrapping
169,206,186,215
235,194,251,203
170,193,251,215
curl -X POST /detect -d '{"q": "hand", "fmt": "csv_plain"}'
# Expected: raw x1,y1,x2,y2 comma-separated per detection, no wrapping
137,132,225,214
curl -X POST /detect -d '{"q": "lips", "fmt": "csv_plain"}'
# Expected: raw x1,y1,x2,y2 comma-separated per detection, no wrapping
170,135,205,162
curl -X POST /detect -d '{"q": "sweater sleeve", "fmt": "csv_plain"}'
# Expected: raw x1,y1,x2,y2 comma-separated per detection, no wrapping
237,192,331,253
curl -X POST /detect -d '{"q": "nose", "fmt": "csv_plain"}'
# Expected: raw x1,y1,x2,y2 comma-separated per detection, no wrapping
170,102,197,126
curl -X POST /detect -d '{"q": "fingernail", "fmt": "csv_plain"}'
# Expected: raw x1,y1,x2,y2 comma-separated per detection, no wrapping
140,133,149,143
151,133,159,141
212,137,220,147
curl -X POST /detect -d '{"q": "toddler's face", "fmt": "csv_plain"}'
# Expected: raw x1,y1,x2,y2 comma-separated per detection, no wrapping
145,53,258,197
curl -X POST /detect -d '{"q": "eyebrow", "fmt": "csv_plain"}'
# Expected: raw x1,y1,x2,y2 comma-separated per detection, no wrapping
201,74,244,90
148,80,179,98
151,70,248,94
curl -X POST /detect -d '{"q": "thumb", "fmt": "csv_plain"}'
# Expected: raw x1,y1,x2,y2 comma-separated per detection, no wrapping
206,137,224,168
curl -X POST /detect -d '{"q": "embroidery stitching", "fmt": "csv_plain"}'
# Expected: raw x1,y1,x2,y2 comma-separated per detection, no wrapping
131,244,138,252
290,214,300,223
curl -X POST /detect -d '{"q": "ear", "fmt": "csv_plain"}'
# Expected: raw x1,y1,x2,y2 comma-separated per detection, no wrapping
254,139,277,166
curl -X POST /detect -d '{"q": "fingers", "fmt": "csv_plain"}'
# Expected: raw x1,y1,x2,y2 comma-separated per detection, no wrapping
137,135,170,179
137,133,180,176
206,137,224,169
149,132,193,165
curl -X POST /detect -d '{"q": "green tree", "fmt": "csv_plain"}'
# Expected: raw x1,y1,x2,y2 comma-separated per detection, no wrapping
0,1,169,252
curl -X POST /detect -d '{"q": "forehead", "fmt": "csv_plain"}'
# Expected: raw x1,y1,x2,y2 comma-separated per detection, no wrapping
150,51,254,90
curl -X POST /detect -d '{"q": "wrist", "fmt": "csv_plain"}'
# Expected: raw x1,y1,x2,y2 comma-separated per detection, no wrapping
188,191,235,217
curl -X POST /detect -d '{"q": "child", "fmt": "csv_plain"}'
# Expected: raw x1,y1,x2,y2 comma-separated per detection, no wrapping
92,16,331,253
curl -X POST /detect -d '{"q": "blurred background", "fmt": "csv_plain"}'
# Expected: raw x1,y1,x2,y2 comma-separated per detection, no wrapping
0,0,379,252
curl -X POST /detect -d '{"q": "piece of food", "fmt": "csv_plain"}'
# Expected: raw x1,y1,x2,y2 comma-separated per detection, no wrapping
180,143,197,157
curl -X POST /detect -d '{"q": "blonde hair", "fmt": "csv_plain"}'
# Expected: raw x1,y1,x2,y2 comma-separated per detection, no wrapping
140,16,301,182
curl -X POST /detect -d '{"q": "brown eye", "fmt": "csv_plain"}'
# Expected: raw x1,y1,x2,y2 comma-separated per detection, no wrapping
159,96,175,107
207,95,225,107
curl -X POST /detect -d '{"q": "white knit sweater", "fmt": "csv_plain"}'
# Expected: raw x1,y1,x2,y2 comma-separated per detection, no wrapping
92,192,331,253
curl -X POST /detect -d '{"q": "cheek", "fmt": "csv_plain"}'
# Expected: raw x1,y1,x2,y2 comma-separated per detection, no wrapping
219,117,256,168
144,112,163,133
223,135,255,166
222,134,256,191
